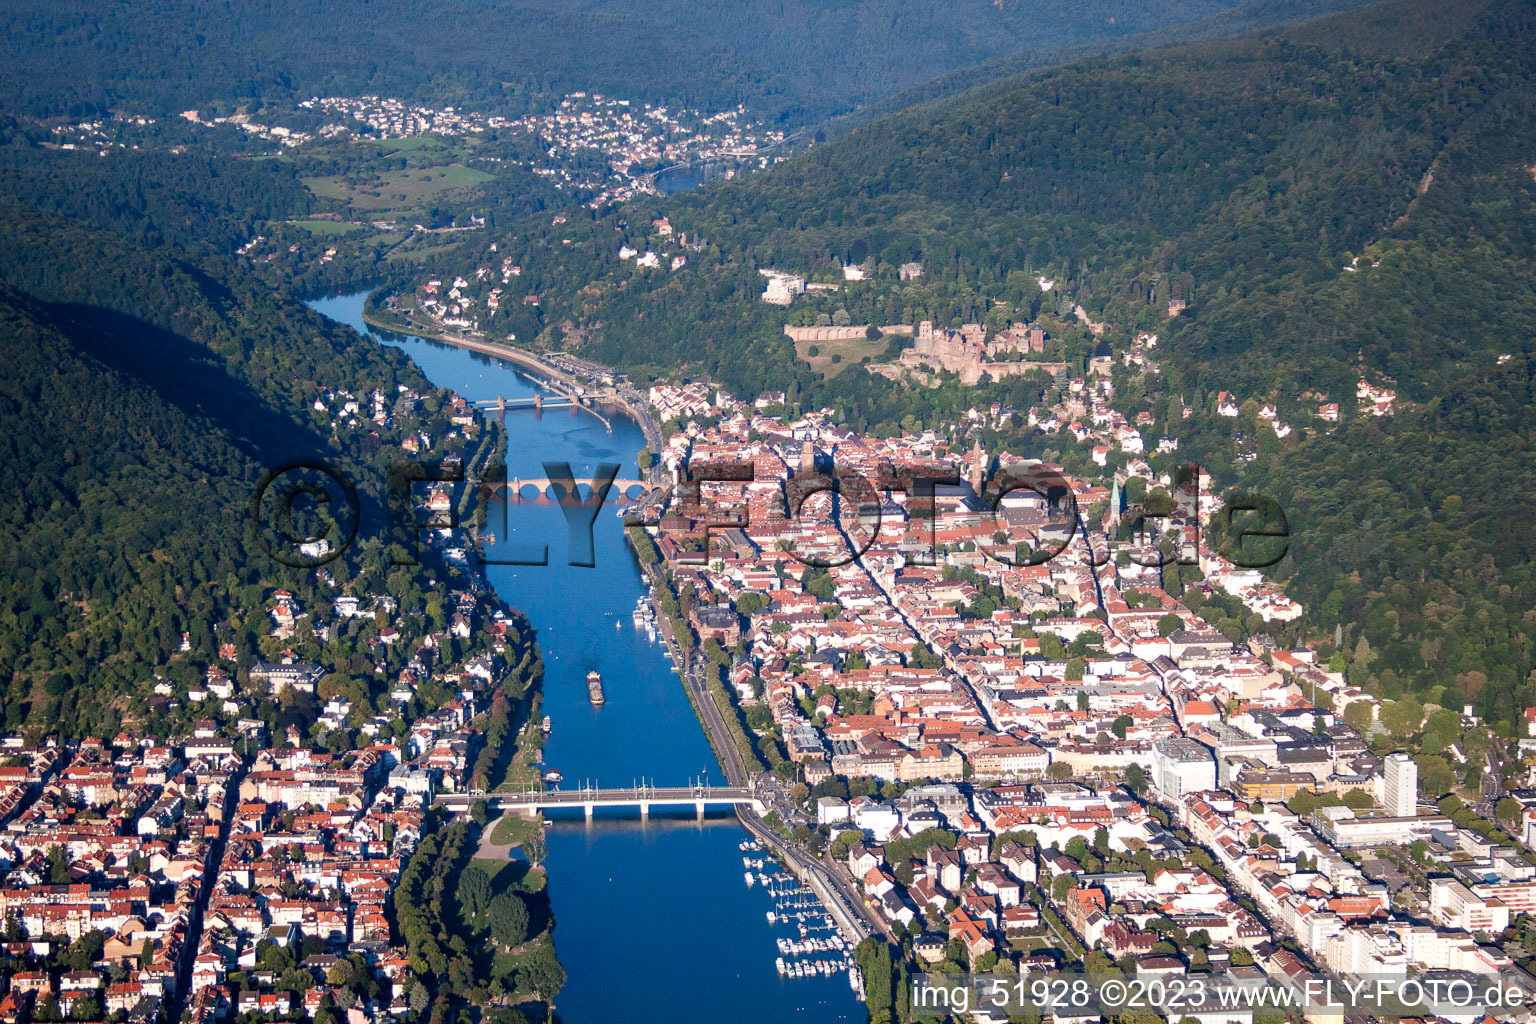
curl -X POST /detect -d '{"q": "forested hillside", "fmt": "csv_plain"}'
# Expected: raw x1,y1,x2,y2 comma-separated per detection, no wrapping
427,0,1536,725
0,283,255,733
0,125,315,254
0,116,567,295
0,206,449,736
819,0,1377,136
2,0,1253,122
1261,358,1536,713
509,0,1528,394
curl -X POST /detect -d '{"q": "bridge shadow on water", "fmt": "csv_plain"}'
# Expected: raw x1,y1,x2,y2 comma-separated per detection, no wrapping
536,811,748,860
541,805,741,827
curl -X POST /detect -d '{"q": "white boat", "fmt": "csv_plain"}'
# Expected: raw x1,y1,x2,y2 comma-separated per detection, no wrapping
775,958,785,975
744,871,754,887
766,911,775,924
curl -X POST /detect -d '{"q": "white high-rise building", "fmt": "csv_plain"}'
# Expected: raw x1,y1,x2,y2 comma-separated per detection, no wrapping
1384,752,1418,817
1151,737,1217,801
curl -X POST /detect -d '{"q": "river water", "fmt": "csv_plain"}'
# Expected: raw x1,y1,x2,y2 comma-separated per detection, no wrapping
309,293,859,1024
654,161,723,194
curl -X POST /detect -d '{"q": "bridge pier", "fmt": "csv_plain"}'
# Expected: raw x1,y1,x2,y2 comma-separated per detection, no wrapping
452,785,750,819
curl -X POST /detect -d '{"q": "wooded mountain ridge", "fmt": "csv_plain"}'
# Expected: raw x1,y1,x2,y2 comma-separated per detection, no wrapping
5,0,1303,123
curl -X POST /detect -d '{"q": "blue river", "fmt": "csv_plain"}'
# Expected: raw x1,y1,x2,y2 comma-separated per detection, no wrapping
309,293,860,1024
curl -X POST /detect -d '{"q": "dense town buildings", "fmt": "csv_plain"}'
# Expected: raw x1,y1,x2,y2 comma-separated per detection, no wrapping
0,374,543,1024
622,387,1536,1012
176,92,787,206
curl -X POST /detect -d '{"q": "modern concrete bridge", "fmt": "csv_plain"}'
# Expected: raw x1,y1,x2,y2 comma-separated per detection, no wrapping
436,781,758,818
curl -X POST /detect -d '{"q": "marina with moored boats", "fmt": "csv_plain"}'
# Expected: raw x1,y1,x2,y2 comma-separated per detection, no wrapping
738,839,865,998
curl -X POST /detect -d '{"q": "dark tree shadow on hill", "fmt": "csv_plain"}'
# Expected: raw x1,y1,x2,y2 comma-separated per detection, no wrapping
41,298,330,469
